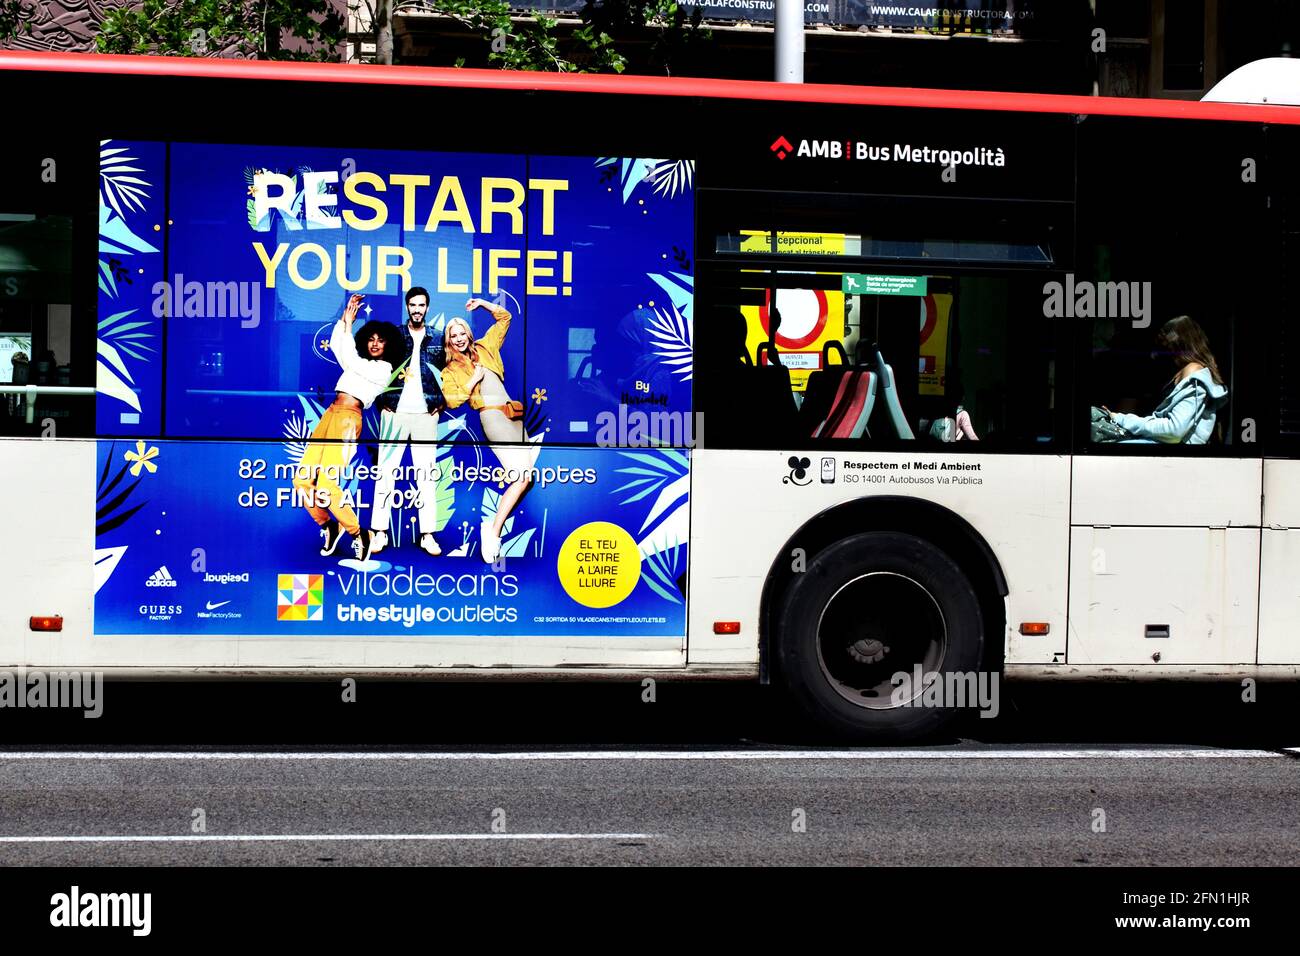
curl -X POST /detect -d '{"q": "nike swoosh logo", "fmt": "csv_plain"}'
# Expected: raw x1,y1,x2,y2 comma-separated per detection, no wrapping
205,600,232,611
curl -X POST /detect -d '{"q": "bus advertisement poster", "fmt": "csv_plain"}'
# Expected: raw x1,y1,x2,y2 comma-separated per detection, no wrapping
93,141,694,637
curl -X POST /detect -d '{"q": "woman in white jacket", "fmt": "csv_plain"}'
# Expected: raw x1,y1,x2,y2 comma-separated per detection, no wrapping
292,293,403,560
1101,315,1228,444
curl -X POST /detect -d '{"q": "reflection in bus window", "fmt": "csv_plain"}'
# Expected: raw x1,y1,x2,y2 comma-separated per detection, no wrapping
698,274,1057,451
0,213,78,436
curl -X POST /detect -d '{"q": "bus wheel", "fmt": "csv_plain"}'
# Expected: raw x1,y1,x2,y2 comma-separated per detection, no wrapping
775,531,985,743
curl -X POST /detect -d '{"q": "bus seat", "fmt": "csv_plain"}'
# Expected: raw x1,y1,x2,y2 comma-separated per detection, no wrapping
803,341,876,439
755,340,800,439
873,346,915,440
813,370,876,439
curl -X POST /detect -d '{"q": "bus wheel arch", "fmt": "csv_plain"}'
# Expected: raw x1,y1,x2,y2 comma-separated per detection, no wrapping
759,496,1008,689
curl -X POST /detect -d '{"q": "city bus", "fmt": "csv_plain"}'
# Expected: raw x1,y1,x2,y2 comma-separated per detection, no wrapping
1,50,1298,742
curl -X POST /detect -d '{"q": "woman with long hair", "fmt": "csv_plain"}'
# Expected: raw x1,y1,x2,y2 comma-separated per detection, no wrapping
1101,315,1228,444
441,297,537,563
293,293,404,560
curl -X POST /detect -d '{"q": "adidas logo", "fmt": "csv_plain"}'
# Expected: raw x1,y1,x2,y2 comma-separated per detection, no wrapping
145,565,178,588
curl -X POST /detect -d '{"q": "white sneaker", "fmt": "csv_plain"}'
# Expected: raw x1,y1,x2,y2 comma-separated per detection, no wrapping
369,530,388,554
480,521,501,564
420,533,441,557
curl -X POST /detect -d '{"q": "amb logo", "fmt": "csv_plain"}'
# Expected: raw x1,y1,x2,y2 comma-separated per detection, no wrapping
277,573,324,621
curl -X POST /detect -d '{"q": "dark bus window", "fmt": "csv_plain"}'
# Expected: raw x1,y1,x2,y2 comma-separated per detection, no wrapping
0,213,83,436
1076,116,1264,454
696,268,1061,452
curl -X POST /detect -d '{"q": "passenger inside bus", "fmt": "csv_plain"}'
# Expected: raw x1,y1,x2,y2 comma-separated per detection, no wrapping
1093,315,1228,445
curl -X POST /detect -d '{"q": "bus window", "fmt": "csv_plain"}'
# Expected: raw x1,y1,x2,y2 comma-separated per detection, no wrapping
696,270,1061,451
1075,115,1263,453
0,213,83,437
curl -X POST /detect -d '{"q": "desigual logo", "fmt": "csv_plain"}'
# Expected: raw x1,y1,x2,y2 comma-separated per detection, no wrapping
203,572,250,584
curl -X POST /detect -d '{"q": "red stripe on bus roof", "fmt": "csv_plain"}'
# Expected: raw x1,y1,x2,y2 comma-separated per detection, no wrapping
3,49,1300,125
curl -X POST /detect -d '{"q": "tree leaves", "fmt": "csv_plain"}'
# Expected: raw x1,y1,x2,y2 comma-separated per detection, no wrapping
96,0,346,61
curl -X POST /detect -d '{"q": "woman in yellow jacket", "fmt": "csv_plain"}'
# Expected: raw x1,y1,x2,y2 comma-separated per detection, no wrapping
442,297,538,563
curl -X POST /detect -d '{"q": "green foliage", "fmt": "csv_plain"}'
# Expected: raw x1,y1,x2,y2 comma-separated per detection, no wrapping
96,0,346,61
0,0,33,43
579,0,711,75
88,0,710,75
426,0,620,74
423,0,710,74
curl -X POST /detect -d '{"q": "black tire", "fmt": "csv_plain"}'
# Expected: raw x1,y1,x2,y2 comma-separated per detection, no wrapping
774,531,986,743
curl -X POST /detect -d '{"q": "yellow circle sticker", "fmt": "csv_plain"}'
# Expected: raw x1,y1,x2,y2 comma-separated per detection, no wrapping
557,521,642,609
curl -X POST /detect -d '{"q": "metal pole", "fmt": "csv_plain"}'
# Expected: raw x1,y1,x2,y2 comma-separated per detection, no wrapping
775,0,805,83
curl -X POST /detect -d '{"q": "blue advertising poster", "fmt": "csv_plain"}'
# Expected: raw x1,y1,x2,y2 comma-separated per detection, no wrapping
96,140,165,437
94,143,694,638
94,441,689,636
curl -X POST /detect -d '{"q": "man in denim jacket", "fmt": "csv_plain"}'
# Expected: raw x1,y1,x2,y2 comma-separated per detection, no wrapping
369,286,446,556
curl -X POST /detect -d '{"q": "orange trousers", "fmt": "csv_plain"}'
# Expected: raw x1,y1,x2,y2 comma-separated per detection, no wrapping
293,401,362,536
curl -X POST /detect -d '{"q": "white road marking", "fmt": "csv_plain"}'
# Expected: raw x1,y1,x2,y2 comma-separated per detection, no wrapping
0,833,652,844
0,748,1284,761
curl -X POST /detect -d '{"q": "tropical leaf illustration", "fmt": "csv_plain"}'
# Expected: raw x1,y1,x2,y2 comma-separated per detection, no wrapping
647,271,694,323
641,539,684,604
381,356,410,396
500,527,535,558
99,203,159,256
93,546,128,595
638,499,689,561
612,449,687,506
298,394,326,432
523,388,550,438
96,339,140,411
98,259,116,298
647,160,695,198
610,449,690,559
281,395,327,466
95,443,148,538
479,487,515,539
281,412,312,466
639,473,689,534
99,309,156,362
432,443,457,533
100,140,151,219
594,157,654,204
645,303,693,383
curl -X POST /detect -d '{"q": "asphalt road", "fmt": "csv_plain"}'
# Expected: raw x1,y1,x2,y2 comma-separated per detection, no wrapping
0,681,1297,865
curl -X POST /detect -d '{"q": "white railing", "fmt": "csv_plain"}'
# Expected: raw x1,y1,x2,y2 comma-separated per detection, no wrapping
0,385,96,424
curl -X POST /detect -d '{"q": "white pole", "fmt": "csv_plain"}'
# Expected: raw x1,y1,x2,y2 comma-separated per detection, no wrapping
775,0,805,83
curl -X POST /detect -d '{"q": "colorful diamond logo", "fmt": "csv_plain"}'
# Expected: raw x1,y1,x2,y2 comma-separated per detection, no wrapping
277,573,323,621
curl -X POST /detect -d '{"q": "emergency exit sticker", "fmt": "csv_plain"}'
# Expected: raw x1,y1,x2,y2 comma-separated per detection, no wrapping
842,274,928,296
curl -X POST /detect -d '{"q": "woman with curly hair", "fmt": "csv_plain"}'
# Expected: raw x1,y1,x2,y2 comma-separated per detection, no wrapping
293,293,404,561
